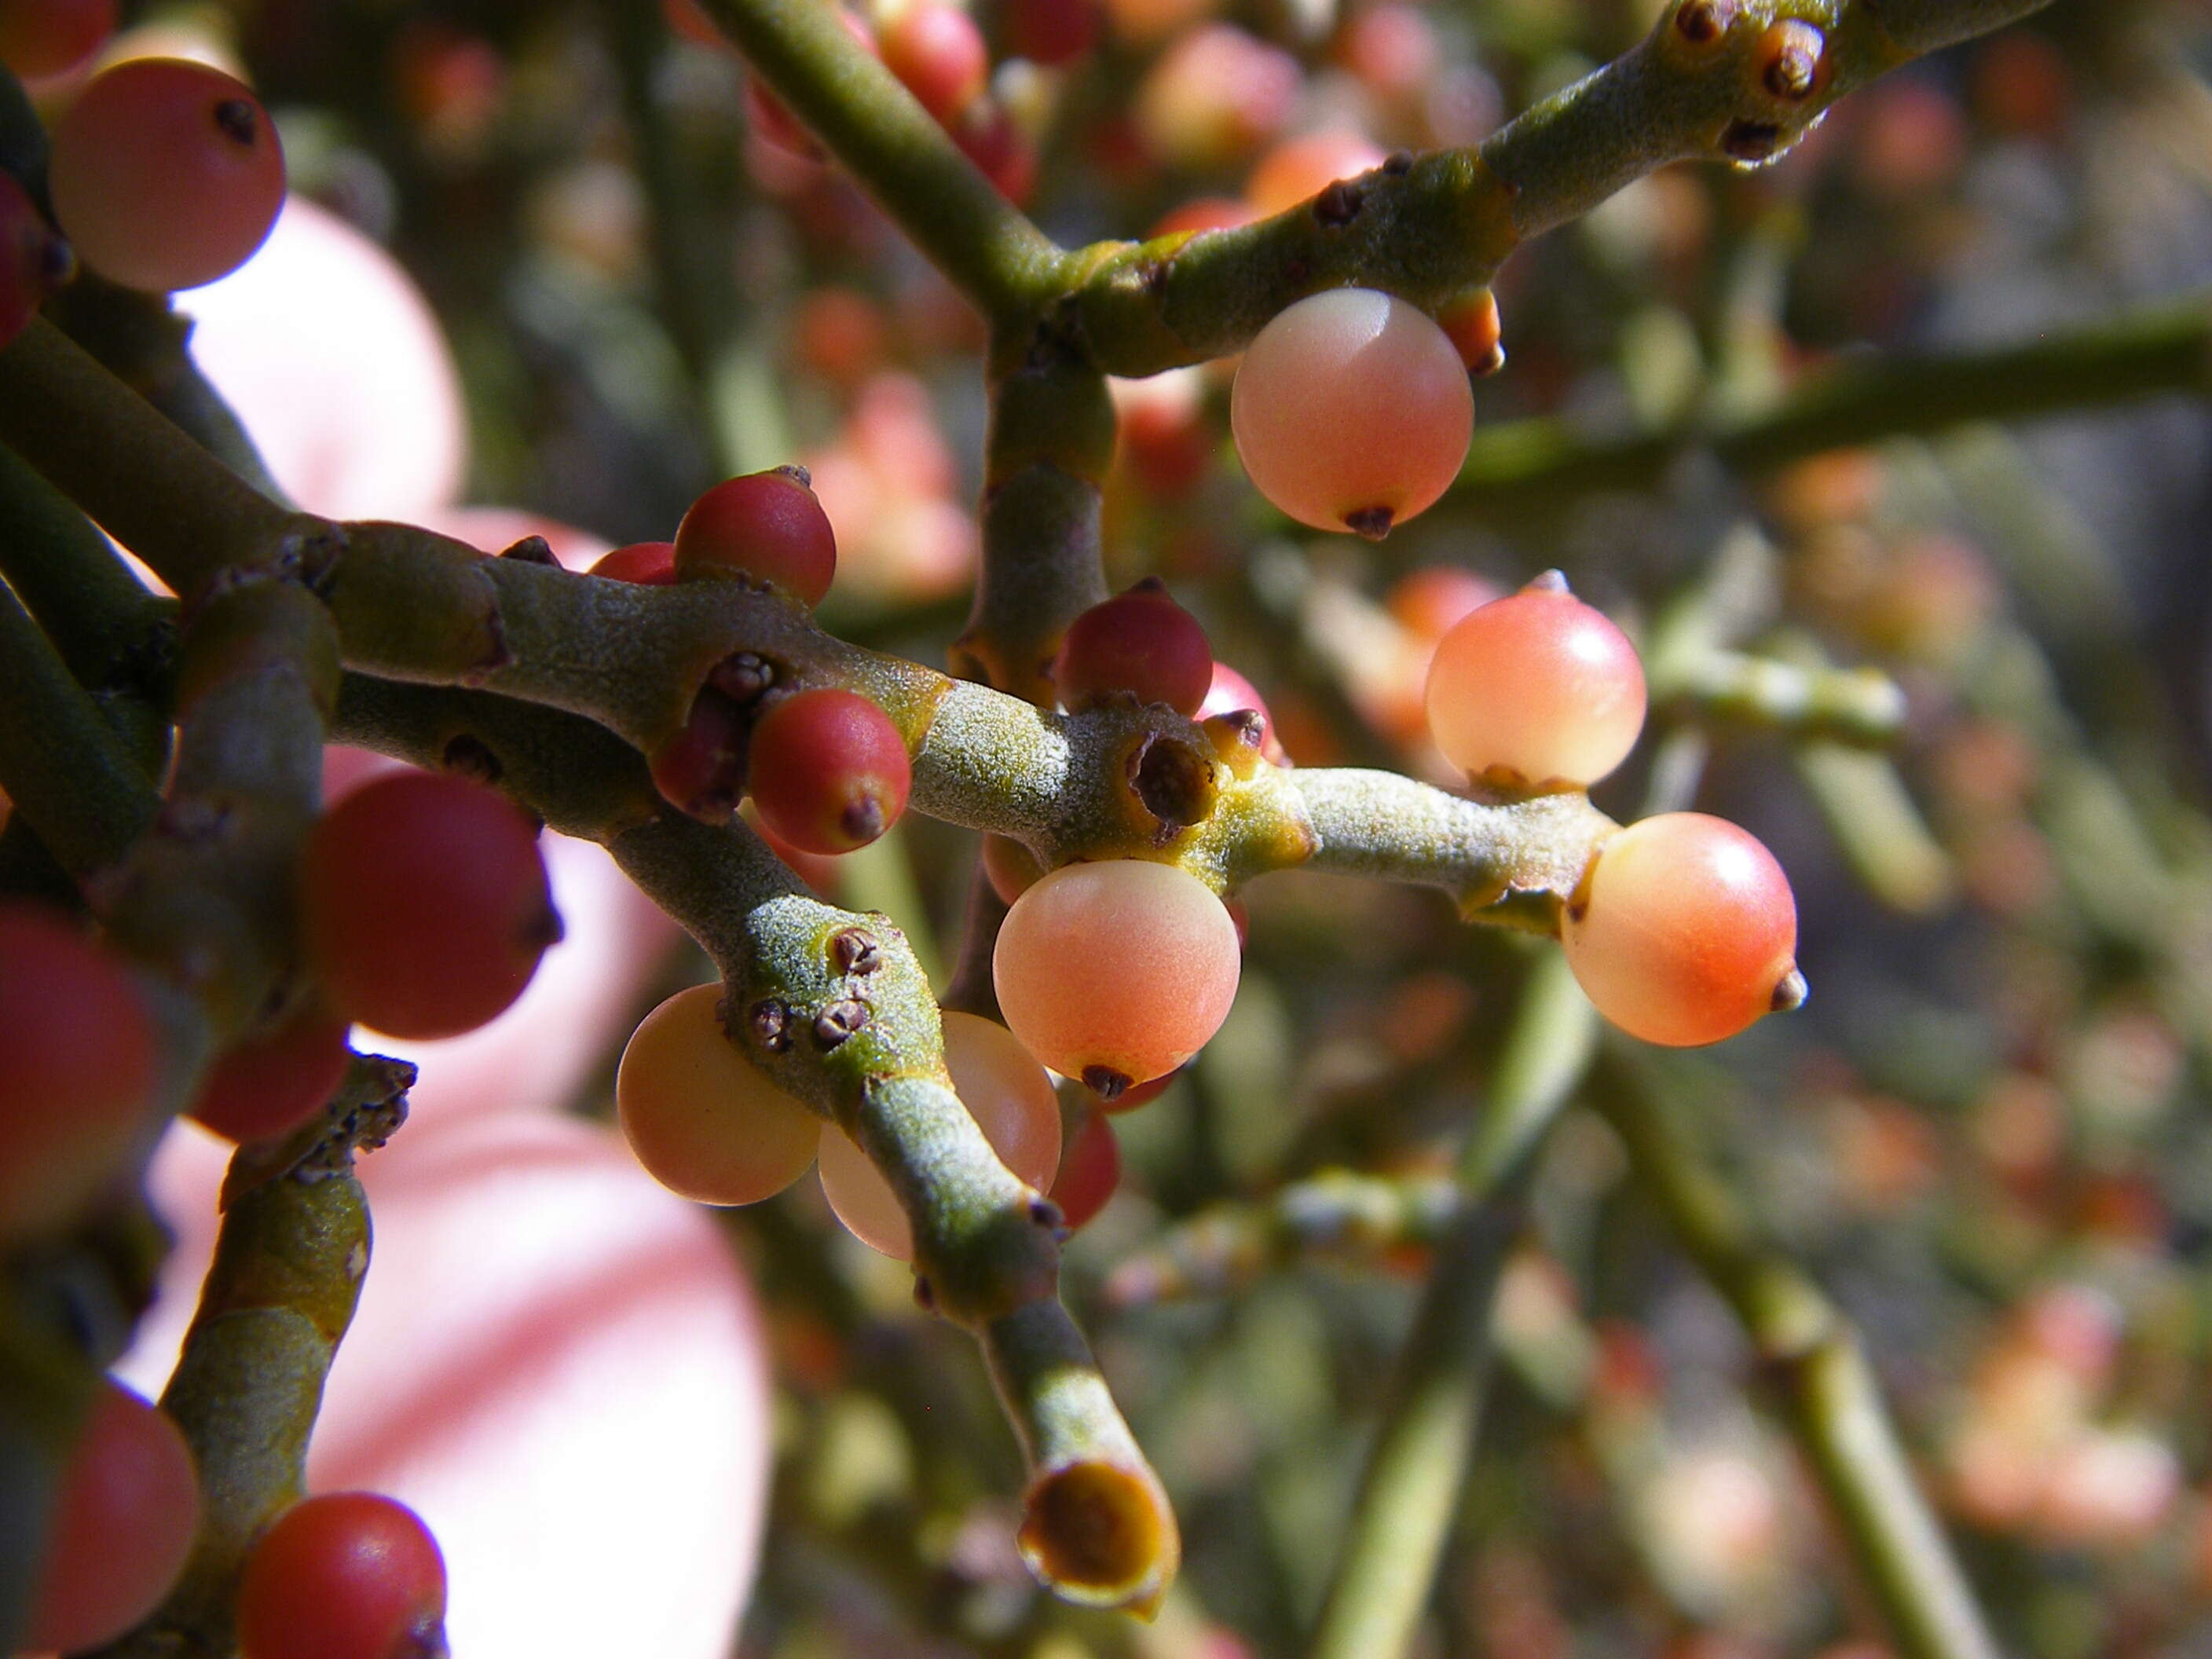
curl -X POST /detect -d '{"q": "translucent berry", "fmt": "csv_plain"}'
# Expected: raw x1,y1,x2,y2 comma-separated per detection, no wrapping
589,540,676,584
0,0,114,78
746,688,911,855
26,1381,200,1654
1562,812,1800,1048
1424,577,1646,790
48,58,286,292
616,983,821,1205
1196,660,1286,764
1004,0,1096,65
1051,1103,1121,1230
1,171,72,353
0,904,156,1240
982,833,1043,906
673,467,837,604
879,1,989,125
1053,578,1214,716
299,771,561,1040
186,1007,352,1144
236,1492,447,1659
993,859,1241,1097
1243,126,1388,216
1231,288,1472,538
819,1011,1061,1258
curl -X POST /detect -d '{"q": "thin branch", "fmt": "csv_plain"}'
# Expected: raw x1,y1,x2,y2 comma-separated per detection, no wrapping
1065,0,2060,376
1593,1047,2000,1659
1456,289,2212,513
101,1059,414,1659
1306,952,1600,1659
693,0,1064,327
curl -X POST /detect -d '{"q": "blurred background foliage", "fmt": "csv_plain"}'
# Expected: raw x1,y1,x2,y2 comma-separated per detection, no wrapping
69,0,2212,1651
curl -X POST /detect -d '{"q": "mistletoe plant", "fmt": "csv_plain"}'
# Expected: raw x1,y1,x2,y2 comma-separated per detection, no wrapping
3,0,2208,1655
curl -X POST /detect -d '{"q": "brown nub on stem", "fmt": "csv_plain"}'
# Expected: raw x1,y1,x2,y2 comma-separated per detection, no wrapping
1673,0,1735,44
1342,505,1394,541
1083,1065,1130,1102
1019,1460,1170,1608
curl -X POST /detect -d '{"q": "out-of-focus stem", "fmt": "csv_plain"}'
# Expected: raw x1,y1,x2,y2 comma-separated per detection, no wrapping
692,0,1063,326
1593,1049,1999,1659
1306,953,1599,1659
1456,290,2211,513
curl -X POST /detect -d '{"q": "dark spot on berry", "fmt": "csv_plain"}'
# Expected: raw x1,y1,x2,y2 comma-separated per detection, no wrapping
1030,1197,1064,1230
773,463,813,489
840,795,888,844
1342,505,1395,541
214,97,261,148
1083,1065,1131,1101
518,901,566,952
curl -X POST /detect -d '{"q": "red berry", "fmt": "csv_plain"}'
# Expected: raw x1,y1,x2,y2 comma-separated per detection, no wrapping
650,687,752,823
1231,287,1471,538
994,859,1240,1096
27,1382,200,1654
588,540,677,584
0,904,156,1241
673,468,837,605
186,1008,353,1144
1004,0,1096,65
0,170,71,351
1424,577,1646,790
1437,287,1504,375
0,0,115,79
952,101,1037,203
48,58,286,292
1196,660,1286,764
1562,813,1800,1048
236,1492,447,1659
299,771,561,1041
879,1,990,126
1053,579,1214,716
747,688,911,855
1051,1104,1121,1229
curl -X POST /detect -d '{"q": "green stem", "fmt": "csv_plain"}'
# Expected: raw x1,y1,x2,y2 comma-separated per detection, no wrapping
328,674,1180,1612
0,580,159,874
1067,0,2059,376
694,0,1063,326
0,441,174,695
1306,952,1599,1659
1593,1049,1999,1659
1458,290,2211,512
100,1058,412,1659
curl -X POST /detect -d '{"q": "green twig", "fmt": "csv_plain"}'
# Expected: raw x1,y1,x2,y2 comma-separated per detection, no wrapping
693,0,1064,327
1593,1048,1999,1659
100,1057,414,1659
1306,951,1600,1659
1456,289,2212,513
